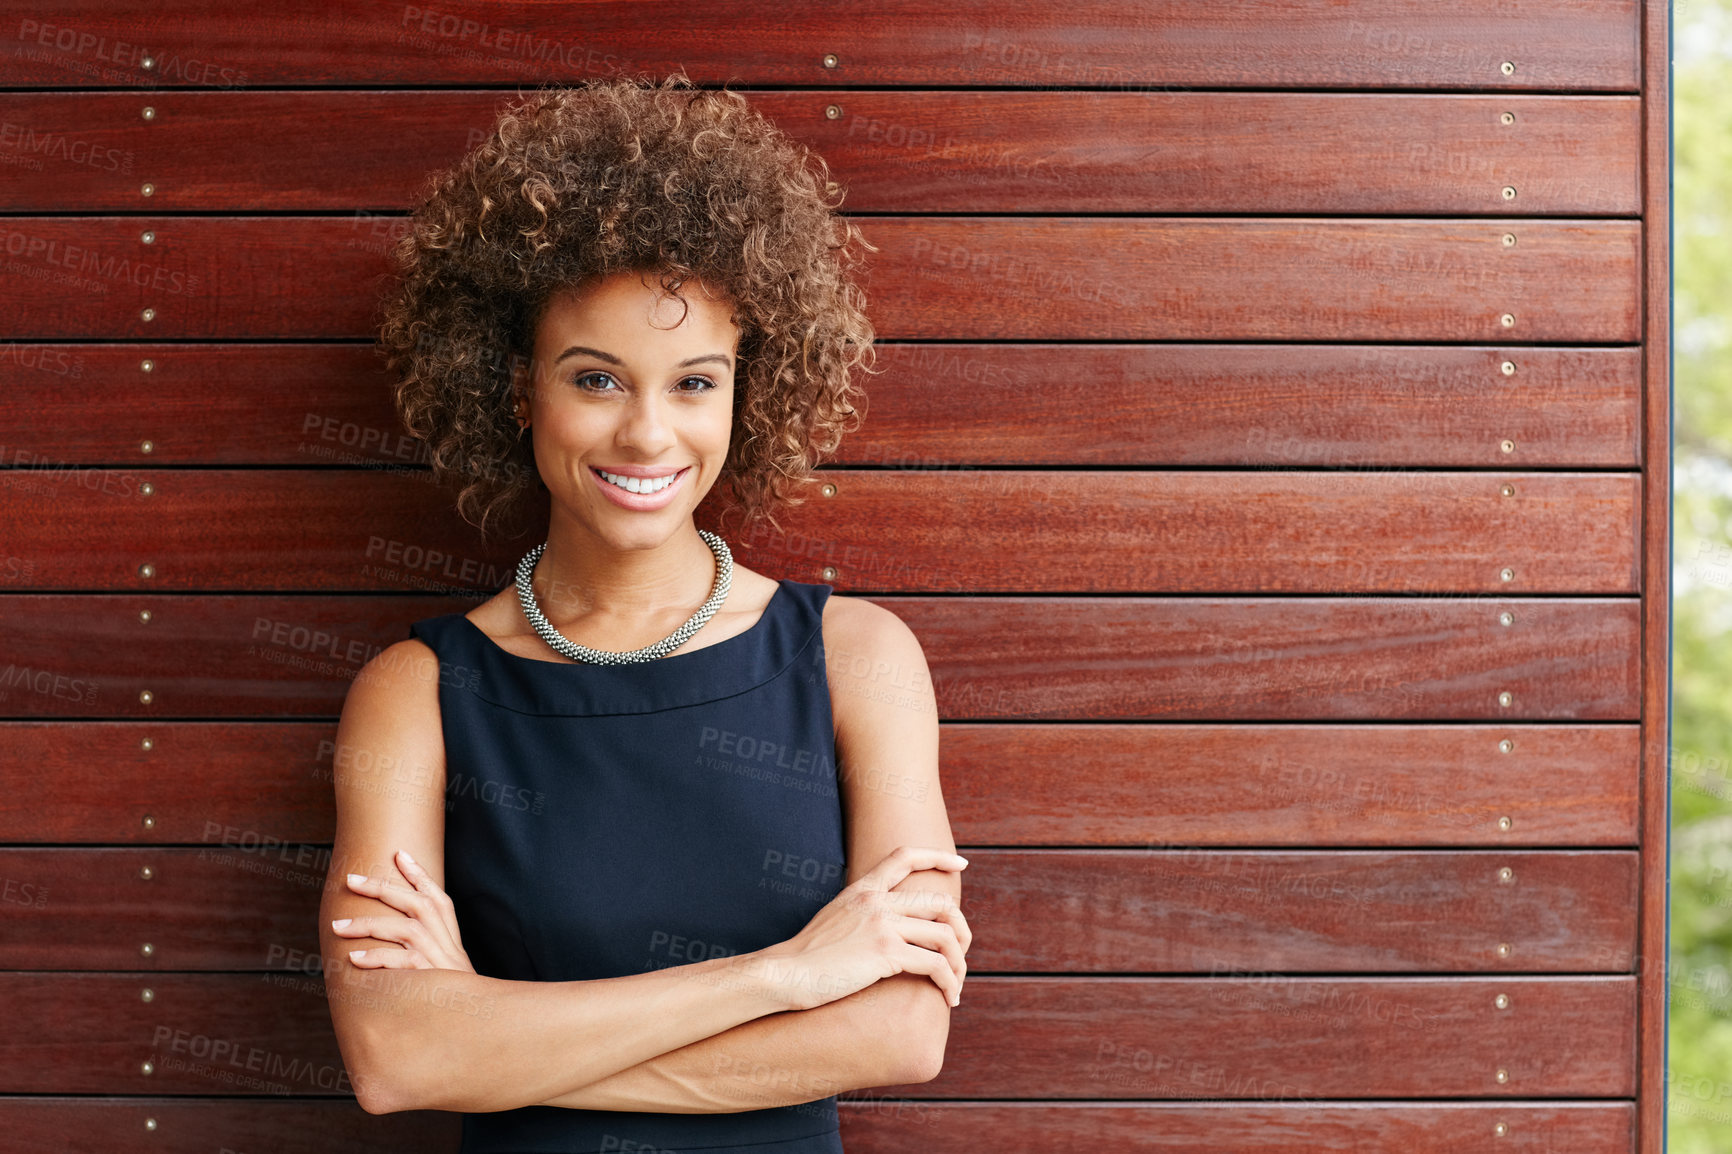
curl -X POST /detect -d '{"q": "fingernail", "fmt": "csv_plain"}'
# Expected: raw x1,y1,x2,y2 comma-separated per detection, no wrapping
349,950,365,961
331,918,351,930
956,856,969,866
346,873,365,885
400,850,415,864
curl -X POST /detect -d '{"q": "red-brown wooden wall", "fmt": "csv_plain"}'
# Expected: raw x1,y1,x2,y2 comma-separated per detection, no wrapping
0,3,1671,1151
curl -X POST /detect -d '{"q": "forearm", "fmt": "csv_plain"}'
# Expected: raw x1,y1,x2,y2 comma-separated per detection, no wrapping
534,973,945,1113
331,947,795,1114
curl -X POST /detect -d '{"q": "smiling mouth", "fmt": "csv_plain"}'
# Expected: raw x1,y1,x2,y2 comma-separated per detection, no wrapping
593,467,685,495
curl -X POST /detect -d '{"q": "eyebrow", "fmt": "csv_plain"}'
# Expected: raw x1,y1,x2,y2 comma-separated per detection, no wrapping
554,345,733,371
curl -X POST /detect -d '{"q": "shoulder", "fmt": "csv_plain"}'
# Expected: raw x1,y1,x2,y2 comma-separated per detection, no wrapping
820,591,924,653
345,635,444,719
819,592,935,720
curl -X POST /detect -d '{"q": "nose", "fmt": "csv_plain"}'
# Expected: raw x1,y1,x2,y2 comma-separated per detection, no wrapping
615,385,678,456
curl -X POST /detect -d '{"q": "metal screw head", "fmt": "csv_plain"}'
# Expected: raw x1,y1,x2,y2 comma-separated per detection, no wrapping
1495,1067,1509,1083
1498,816,1513,831
142,56,155,70
1499,738,1514,753
138,610,152,625
821,566,838,581
821,483,837,497
141,441,154,454
1500,439,1515,454
1500,360,1516,375
825,104,842,120
1501,233,1516,247
1495,1121,1509,1136
1500,568,1514,582
1498,866,1514,883
140,735,153,750
1498,690,1513,707
139,865,154,880
140,307,155,322
1500,111,1515,125
822,53,838,68
138,563,155,579
1501,186,1517,200
1499,611,1513,626
1501,60,1515,75
141,814,156,829
141,230,155,244
1500,483,1515,497
140,987,154,1002
1500,313,1515,327
139,689,154,705
1495,993,1510,1009
141,183,155,197
140,359,154,372
145,1118,158,1131
142,106,155,120
1496,942,1511,957
140,481,154,497
141,1060,154,1075
140,942,154,957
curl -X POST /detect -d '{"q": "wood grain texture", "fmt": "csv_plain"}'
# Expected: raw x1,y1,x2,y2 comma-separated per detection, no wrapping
0,721,1640,847
0,1099,455,1153
0,90,1640,214
0,973,1635,1098
0,468,1639,593
0,595,1639,719
1635,2,1670,1150
0,2,1640,89
834,1101,1636,1154
0,847,1636,973
0,218,1641,341
0,1098,1639,1154
0,343,1642,468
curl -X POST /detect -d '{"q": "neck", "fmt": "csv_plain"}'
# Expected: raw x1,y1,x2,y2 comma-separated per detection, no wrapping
528,513,718,625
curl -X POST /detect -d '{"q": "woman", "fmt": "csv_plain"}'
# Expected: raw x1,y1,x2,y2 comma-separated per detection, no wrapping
317,72,971,1153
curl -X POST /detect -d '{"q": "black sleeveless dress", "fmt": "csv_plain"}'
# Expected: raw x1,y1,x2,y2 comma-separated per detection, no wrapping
407,578,849,1153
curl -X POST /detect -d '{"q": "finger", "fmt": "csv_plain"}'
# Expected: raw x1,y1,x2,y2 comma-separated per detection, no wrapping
345,946,429,970
857,846,969,894
395,850,455,913
346,870,432,920
332,914,431,953
897,916,966,981
894,941,961,1007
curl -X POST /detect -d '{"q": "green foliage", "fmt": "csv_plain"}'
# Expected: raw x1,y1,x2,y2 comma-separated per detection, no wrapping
1673,1,1732,1146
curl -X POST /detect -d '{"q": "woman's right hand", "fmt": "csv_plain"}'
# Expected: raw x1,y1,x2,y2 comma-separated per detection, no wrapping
750,845,971,1012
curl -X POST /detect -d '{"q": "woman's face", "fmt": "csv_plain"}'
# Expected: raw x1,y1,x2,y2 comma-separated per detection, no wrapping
519,269,740,549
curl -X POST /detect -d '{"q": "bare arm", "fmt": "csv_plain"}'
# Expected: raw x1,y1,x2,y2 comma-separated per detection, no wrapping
530,594,966,1111
321,639,805,1114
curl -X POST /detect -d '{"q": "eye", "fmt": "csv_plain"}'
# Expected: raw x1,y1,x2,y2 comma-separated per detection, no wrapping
677,376,719,393
572,371,619,392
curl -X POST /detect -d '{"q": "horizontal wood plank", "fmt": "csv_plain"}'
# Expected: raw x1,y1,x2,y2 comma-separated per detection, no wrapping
0,468,1640,593
728,470,1642,593
0,1098,1638,1154
0,2,1640,90
0,847,1636,973
0,218,1641,341
0,91,1640,214
0,973,1635,1098
0,1098,454,1153
0,722,1639,847
834,1101,1636,1153
0,343,1644,469
941,723,1641,847
0,595,1640,719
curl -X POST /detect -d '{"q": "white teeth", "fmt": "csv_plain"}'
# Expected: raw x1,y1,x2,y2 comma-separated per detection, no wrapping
599,469,677,495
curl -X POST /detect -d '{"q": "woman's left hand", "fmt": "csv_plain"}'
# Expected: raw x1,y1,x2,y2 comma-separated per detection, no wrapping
330,849,474,973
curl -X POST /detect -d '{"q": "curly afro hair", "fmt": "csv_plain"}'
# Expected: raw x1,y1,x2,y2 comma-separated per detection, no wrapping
377,71,876,540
